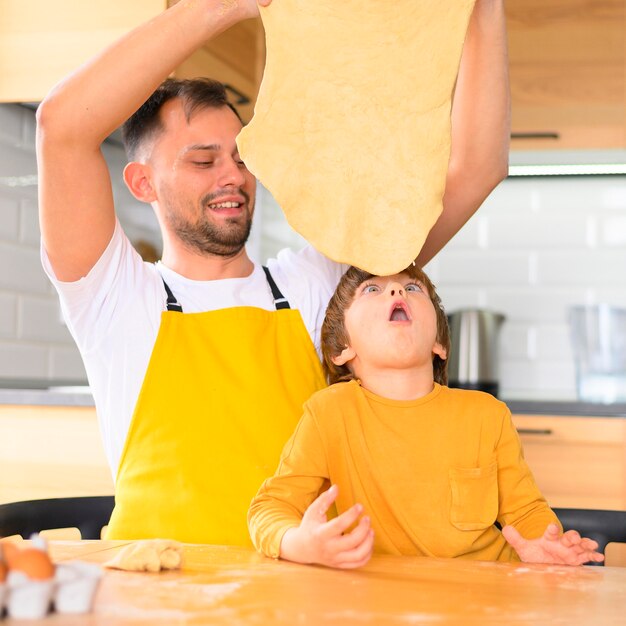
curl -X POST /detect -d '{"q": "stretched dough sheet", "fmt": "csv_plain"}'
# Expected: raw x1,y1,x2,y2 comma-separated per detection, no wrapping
237,0,476,275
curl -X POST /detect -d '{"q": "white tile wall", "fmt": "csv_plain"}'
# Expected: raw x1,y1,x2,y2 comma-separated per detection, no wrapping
432,176,626,400
0,197,20,240
0,106,23,146
0,104,162,383
2,102,626,400
0,240,49,294
0,293,17,339
0,343,48,379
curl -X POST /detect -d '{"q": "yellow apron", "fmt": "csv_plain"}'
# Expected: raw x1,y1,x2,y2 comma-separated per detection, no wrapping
106,269,326,545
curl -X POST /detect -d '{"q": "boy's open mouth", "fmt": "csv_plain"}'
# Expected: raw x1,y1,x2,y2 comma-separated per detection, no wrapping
389,302,411,322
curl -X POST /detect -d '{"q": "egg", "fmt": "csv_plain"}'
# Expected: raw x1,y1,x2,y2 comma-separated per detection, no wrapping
11,548,55,580
1,540,20,569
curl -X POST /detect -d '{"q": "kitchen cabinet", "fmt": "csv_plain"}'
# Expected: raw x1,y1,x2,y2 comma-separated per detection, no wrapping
507,0,626,150
512,413,626,510
0,404,113,505
4,1,623,147
0,0,264,121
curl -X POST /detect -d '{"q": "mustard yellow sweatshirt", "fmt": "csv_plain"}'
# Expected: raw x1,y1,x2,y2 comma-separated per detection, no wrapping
248,381,559,562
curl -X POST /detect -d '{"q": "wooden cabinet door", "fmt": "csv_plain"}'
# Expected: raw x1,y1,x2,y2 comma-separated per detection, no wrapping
0,1,167,103
507,0,626,150
0,405,113,505
0,1,264,119
512,414,626,509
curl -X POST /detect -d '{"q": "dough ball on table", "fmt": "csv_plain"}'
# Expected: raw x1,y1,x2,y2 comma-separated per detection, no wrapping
103,539,183,573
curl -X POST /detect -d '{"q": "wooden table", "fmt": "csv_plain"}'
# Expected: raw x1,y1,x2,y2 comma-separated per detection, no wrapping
5,541,626,625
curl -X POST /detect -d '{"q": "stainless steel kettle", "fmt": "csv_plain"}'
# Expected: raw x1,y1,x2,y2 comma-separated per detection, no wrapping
447,309,505,397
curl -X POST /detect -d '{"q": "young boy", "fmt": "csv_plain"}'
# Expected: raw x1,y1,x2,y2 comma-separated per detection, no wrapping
248,265,604,569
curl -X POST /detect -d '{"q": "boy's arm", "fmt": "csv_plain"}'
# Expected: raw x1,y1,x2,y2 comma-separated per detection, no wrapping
248,408,332,557
497,409,604,565
495,407,559,538
279,484,374,569
494,408,603,564
248,476,326,560
248,409,373,568
417,0,510,265
36,0,269,282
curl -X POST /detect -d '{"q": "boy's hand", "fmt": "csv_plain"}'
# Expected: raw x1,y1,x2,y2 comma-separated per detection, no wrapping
502,523,605,566
280,484,375,569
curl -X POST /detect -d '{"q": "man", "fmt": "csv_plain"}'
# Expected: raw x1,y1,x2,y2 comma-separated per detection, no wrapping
37,0,510,545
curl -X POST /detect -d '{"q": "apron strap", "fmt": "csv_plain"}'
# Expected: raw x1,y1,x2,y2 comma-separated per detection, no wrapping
262,266,291,310
162,268,291,312
162,279,183,312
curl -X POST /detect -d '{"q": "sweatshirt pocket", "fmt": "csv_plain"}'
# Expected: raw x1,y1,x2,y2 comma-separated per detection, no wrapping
449,462,498,531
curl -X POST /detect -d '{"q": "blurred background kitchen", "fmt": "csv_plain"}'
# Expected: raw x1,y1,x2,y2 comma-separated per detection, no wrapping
1,0,625,402
2,3,626,559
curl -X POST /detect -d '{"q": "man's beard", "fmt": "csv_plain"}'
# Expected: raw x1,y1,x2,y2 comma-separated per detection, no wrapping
165,192,253,258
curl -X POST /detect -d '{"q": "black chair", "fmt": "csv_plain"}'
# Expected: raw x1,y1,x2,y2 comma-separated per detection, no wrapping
0,496,115,540
553,507,626,566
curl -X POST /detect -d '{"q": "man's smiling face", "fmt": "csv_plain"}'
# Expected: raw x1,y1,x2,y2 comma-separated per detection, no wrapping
148,99,257,257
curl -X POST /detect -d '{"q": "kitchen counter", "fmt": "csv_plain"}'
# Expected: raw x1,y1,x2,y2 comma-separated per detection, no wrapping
0,396,111,504
0,388,94,406
506,399,626,418
0,378,626,417
0,378,94,407
2,379,626,416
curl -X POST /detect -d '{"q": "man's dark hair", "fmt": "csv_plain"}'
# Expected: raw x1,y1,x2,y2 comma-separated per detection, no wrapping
122,78,243,160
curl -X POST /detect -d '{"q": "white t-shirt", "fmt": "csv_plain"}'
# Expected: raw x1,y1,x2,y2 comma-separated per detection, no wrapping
42,220,346,478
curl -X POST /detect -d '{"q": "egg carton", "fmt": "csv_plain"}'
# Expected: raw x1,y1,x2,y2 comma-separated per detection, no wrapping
0,535,102,620
1,560,102,620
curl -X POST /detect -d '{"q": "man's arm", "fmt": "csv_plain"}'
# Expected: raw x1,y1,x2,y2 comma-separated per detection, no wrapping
417,0,510,265
36,0,268,282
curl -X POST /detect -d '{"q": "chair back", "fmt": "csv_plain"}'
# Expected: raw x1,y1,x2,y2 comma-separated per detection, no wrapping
0,496,114,540
553,507,626,566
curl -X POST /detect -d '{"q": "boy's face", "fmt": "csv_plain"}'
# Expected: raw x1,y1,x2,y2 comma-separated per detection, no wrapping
332,272,447,375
